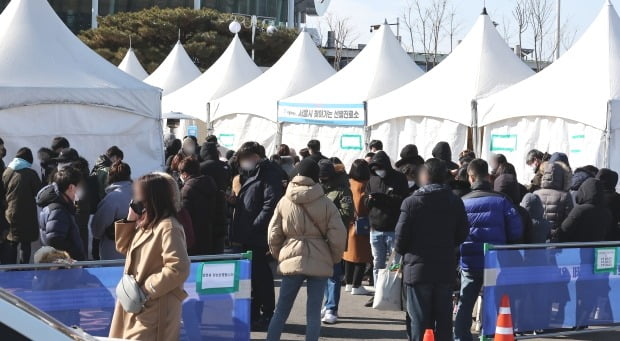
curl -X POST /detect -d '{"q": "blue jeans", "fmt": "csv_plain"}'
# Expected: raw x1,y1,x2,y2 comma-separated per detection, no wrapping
407,283,454,341
267,275,327,341
454,270,483,341
370,230,400,284
324,262,343,312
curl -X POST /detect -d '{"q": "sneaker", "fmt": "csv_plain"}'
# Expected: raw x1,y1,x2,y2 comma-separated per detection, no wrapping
351,286,371,295
345,284,353,292
321,307,326,318
322,310,338,324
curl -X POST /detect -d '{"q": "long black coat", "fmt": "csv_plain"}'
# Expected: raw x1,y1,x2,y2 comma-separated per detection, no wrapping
559,178,612,242
365,151,409,232
3,166,41,242
231,160,283,249
181,175,220,255
395,184,469,285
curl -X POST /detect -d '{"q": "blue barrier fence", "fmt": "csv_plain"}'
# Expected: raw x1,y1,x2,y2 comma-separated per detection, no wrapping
482,242,620,338
0,255,252,341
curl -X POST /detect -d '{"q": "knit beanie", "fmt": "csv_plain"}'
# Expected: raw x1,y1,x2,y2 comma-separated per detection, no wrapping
295,159,319,183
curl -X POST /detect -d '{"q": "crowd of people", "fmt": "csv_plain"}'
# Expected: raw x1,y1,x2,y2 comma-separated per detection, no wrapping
0,133,618,341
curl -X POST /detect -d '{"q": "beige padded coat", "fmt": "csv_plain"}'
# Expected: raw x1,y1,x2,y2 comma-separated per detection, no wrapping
268,176,347,278
109,217,190,340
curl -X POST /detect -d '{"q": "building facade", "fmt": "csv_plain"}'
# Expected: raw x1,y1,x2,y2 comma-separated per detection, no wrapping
0,0,309,33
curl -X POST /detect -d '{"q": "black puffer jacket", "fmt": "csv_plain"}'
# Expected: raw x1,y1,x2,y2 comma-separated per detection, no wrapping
231,160,284,248
365,151,409,232
559,178,612,242
395,184,469,285
182,175,222,255
597,169,620,240
431,142,459,170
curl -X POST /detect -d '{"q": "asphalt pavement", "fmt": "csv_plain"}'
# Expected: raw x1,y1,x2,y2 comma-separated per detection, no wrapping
251,280,619,341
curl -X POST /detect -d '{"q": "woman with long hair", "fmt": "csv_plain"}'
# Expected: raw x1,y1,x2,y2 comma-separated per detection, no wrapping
109,173,190,340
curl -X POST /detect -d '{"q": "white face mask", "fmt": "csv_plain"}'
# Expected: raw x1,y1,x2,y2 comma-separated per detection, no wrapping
408,180,416,188
375,170,387,178
240,160,257,172
75,187,84,201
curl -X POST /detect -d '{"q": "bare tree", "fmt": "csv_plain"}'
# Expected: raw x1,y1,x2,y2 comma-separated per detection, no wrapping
401,0,417,53
412,0,449,69
512,0,529,58
500,15,514,45
325,13,358,70
528,0,554,70
445,3,461,52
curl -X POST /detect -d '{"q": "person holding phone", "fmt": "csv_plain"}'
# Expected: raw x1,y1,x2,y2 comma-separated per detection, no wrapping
109,173,190,341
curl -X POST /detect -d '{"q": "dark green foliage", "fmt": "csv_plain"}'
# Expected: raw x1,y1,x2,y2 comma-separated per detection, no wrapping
79,7,298,72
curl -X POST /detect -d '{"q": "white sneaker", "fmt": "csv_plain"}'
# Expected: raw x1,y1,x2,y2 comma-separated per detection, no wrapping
322,310,338,324
345,284,353,292
351,286,371,295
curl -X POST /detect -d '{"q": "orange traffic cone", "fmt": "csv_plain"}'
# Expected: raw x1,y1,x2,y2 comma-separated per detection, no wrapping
494,294,515,341
422,329,435,341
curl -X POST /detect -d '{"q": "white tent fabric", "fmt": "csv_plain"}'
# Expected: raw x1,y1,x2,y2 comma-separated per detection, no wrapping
162,35,262,121
367,11,534,162
477,1,620,184
144,41,201,96
278,24,424,166
0,0,163,177
118,48,149,80
208,31,335,154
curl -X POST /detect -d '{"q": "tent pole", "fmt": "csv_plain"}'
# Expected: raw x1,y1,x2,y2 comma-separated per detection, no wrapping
276,122,283,151
206,102,213,136
91,0,99,29
363,101,370,150
604,100,612,168
471,100,480,157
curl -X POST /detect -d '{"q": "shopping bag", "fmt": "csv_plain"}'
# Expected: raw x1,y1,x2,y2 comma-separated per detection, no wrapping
373,253,402,311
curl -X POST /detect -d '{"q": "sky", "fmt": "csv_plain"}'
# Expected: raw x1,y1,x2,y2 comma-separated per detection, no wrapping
305,0,616,54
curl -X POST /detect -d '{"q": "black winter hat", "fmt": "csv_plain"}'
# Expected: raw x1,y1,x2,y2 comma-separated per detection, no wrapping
200,142,219,160
295,159,319,183
54,148,79,163
597,168,619,191
400,144,419,159
15,147,33,164
318,159,336,179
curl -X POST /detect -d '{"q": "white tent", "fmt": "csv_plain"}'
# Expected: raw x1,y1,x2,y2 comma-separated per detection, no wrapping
144,41,201,96
278,24,424,165
477,1,620,184
0,0,163,177
367,9,534,163
209,30,335,154
118,47,149,80
162,35,262,139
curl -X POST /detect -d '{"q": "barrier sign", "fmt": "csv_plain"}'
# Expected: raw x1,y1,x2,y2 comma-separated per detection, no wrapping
278,102,365,126
340,134,363,150
483,246,620,337
197,260,240,294
218,134,235,148
187,125,198,137
490,134,517,152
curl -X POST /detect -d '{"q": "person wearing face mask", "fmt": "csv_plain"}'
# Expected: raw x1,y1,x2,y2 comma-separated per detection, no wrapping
178,157,222,256
1,148,42,264
230,141,284,331
36,166,86,261
525,149,550,192
364,151,409,291
169,138,198,185
317,160,354,324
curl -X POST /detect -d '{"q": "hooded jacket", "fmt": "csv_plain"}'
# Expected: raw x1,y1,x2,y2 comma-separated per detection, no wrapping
461,181,523,272
181,174,221,255
395,184,469,285
597,168,620,240
268,176,347,277
322,166,354,228
231,159,284,249
37,184,86,261
534,162,574,241
199,147,232,192
520,193,551,243
91,181,132,259
559,178,612,242
365,151,409,232
3,159,41,242
431,142,459,170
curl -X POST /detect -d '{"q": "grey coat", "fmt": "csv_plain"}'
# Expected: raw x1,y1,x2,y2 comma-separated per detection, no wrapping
534,162,573,241
91,181,132,259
